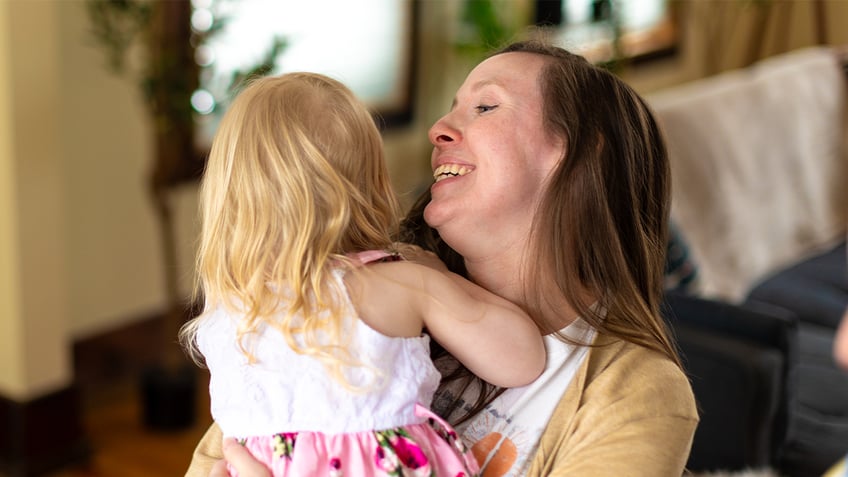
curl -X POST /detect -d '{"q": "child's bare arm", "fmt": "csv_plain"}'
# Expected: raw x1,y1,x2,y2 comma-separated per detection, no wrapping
348,256,545,388
407,263,546,388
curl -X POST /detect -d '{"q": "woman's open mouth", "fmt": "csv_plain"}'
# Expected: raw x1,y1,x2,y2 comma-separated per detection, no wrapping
434,164,472,183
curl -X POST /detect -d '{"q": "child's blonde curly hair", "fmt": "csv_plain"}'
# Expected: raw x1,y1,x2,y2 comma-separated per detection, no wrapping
181,72,401,388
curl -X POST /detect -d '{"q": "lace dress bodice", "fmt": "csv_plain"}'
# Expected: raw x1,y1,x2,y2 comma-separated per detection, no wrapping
197,269,441,439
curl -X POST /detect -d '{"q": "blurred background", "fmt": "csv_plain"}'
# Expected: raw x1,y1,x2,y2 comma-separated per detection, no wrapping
0,0,846,475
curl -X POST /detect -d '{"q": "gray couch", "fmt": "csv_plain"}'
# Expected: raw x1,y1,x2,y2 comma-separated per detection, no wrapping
648,47,848,476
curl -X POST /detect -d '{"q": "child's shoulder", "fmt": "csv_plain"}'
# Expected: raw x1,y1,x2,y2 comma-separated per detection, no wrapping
348,247,447,279
343,255,431,337
356,258,434,284
344,258,449,307
347,249,402,266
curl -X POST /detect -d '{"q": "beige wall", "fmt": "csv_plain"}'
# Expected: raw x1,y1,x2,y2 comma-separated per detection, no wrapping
57,0,166,337
0,0,846,400
0,0,24,398
0,1,71,400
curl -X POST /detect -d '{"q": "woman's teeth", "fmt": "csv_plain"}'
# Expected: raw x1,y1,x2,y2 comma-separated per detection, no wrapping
434,164,471,182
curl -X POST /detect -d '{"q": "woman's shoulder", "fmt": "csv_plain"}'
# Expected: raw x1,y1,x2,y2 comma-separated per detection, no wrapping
583,335,697,417
534,336,699,477
591,334,681,369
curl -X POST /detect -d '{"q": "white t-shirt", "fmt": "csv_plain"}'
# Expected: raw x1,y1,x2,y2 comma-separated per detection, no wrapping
433,318,596,476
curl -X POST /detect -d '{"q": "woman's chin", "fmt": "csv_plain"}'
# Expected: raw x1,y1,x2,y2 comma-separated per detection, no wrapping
423,196,462,229
422,200,444,229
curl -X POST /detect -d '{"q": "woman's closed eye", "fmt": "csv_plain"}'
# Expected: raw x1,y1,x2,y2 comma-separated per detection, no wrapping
475,104,498,114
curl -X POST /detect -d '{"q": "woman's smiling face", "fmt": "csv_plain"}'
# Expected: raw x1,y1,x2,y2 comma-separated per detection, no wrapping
424,52,565,258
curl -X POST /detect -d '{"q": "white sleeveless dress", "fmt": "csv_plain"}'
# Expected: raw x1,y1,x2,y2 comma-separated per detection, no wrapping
197,250,480,476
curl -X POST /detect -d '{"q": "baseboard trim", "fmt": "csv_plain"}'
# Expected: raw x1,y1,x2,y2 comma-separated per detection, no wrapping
0,384,90,477
72,304,201,394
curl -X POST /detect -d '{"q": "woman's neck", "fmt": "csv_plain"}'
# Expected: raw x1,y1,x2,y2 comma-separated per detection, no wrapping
464,255,580,334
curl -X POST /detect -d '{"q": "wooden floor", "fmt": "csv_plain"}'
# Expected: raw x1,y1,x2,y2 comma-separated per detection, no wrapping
47,374,213,477
44,315,215,477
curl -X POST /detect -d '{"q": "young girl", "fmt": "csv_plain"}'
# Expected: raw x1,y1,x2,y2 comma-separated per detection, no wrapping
180,72,545,477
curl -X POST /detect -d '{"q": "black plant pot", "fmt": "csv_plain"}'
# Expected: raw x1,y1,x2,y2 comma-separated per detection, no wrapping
140,363,197,430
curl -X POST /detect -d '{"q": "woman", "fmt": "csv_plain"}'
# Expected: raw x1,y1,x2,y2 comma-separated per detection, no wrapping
183,71,546,476
188,40,698,477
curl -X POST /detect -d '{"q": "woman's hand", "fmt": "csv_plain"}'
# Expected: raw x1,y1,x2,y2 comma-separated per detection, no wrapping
209,438,270,477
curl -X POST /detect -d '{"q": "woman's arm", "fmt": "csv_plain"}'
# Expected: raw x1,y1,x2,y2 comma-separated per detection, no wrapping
185,423,224,477
535,415,697,476
528,339,698,476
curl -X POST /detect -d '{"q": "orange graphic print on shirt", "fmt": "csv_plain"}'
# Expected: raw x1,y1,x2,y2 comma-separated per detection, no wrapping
471,432,517,477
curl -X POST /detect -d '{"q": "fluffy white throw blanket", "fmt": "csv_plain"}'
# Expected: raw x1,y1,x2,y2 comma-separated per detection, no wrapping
648,47,848,302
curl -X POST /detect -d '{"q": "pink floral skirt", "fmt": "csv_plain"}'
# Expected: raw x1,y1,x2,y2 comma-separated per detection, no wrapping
229,405,480,477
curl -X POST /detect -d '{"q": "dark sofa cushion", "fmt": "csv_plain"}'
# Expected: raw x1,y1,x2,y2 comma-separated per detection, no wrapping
747,241,847,329
674,323,784,470
744,241,848,476
777,321,848,477
662,292,799,470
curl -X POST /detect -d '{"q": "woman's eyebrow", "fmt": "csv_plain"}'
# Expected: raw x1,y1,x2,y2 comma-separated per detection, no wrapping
470,78,502,92
449,79,504,110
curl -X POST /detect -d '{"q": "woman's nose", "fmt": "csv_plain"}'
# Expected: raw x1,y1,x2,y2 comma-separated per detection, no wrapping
428,115,458,146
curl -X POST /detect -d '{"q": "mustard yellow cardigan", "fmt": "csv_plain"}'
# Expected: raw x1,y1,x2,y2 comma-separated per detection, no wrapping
186,334,698,477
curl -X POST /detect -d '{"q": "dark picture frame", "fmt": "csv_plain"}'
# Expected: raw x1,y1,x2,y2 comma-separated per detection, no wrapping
533,0,678,65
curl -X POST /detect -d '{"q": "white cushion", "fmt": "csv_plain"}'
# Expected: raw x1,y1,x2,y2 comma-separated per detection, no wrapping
648,47,848,301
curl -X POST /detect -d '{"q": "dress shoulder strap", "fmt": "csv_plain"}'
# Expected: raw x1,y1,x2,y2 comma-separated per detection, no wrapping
347,250,402,266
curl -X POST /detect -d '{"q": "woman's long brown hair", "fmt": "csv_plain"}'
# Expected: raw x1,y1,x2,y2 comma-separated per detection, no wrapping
400,40,679,424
